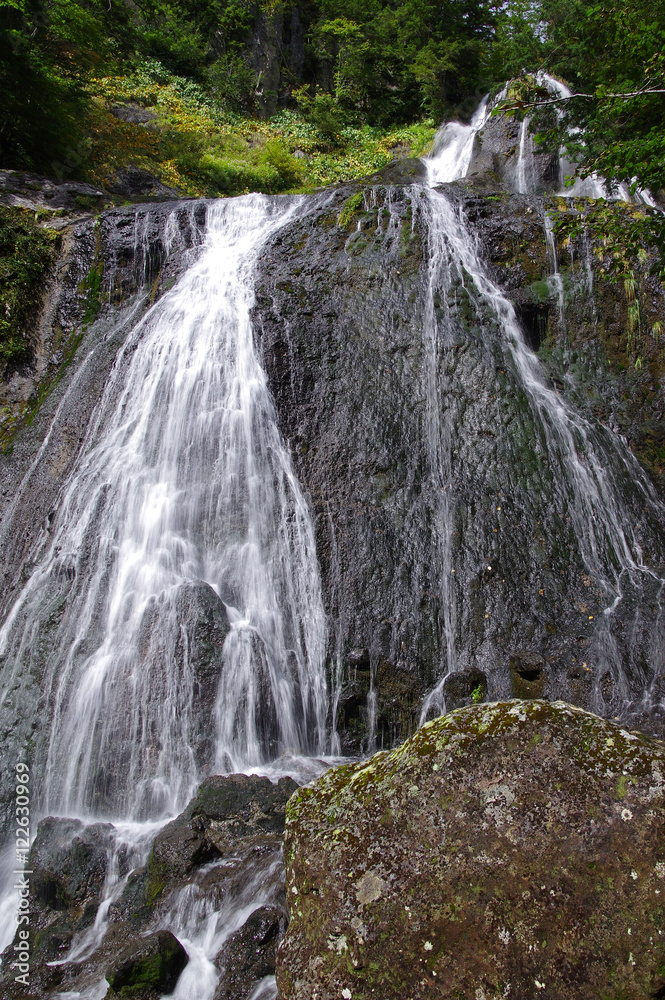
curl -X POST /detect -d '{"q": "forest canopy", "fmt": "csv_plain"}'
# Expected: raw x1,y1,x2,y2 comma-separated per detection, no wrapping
0,0,663,193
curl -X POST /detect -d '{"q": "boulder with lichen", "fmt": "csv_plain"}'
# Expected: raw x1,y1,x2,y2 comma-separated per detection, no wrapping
277,700,665,1000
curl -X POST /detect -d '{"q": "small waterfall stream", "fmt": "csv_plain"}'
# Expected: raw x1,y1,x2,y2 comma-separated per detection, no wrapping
422,95,665,716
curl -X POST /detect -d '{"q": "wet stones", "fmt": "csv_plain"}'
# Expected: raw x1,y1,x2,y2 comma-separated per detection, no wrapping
107,930,188,997
185,773,299,852
441,667,487,710
0,773,297,998
30,817,114,918
213,904,288,1000
256,180,665,750
278,700,665,1000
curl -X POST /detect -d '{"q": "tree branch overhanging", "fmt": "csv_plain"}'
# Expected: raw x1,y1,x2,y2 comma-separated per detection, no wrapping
495,87,665,114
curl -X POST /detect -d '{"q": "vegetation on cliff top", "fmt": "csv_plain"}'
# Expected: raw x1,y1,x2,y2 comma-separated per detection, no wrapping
1,0,662,197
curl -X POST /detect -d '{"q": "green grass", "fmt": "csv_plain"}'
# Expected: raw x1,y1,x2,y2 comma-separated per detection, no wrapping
80,59,437,198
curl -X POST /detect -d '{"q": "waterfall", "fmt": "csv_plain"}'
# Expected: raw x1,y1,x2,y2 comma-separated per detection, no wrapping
516,118,533,195
0,193,333,997
421,109,665,717
426,95,490,187
544,212,565,331
0,83,664,999
0,195,328,826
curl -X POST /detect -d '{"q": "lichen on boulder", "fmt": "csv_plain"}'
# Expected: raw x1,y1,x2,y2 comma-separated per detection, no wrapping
277,700,665,1000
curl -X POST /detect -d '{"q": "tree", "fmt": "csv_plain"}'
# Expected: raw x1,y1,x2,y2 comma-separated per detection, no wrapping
491,0,665,193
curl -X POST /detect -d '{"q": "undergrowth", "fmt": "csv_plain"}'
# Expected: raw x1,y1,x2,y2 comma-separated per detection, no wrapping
0,208,58,367
79,60,437,197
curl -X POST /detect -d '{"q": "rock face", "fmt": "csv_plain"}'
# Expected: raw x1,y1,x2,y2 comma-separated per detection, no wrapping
255,180,665,751
278,700,665,1000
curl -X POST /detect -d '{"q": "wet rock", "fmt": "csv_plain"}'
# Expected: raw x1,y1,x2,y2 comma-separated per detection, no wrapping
0,169,107,215
278,700,665,1000
347,647,370,669
185,773,298,852
107,929,188,996
148,814,217,885
510,649,546,698
442,667,487,710
110,103,158,125
0,771,297,998
364,157,428,185
29,817,113,923
256,181,665,752
134,579,231,777
213,904,287,1000
467,112,560,194
0,818,114,993
139,773,296,909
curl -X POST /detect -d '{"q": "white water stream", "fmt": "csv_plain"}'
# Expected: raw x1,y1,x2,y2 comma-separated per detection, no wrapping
421,95,665,717
0,194,332,997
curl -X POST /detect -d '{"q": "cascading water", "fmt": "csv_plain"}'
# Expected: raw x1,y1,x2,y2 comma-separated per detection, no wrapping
421,101,665,718
516,118,534,196
0,194,331,997
512,72,658,204
0,194,328,822
426,95,490,187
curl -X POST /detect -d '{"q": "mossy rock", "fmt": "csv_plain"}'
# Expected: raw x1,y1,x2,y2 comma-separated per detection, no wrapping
278,700,665,999
107,930,188,996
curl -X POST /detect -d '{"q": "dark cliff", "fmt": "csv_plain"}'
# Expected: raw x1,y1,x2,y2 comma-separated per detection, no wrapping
254,174,665,750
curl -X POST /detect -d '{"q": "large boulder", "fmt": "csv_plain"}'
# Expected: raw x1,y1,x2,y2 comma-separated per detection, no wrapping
277,700,665,1000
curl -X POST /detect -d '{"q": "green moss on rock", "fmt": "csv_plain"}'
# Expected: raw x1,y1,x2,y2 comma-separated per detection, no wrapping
278,700,665,1000
107,930,188,997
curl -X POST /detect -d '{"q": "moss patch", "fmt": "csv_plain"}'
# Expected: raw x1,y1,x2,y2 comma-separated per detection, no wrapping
0,207,58,368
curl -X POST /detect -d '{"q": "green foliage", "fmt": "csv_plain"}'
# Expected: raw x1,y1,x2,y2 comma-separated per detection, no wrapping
0,0,496,182
552,200,665,366
209,53,257,111
552,202,665,282
307,0,496,125
471,683,484,704
491,1,665,193
199,138,303,194
338,190,363,227
0,207,57,366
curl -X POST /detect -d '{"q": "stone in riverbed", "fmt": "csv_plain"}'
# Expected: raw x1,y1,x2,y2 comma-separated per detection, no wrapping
107,929,188,996
213,903,287,1000
277,699,665,1000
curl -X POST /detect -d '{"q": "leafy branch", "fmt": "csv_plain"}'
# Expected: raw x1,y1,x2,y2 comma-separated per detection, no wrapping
495,87,665,113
